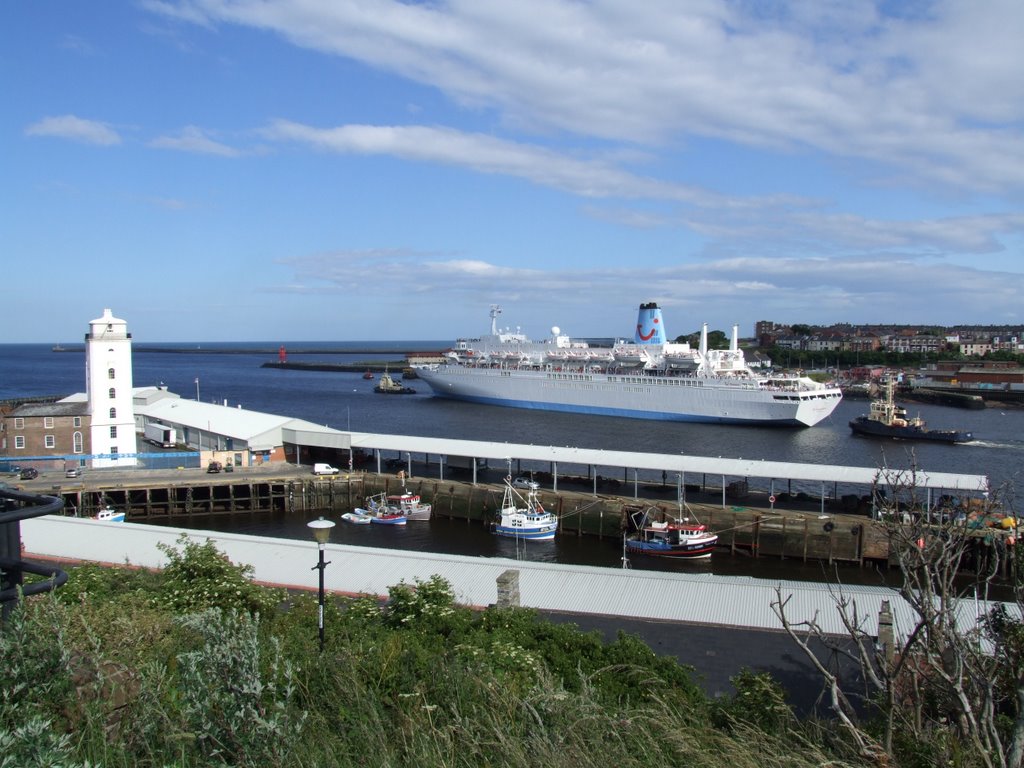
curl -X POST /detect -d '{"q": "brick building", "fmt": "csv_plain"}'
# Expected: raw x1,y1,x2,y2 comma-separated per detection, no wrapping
3,401,91,470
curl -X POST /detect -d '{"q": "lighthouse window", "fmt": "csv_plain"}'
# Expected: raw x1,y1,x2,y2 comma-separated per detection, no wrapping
110,426,118,439
109,407,116,419
108,388,116,399
108,367,115,379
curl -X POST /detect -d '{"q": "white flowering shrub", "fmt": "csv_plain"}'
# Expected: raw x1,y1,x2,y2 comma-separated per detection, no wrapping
384,575,458,630
153,534,283,618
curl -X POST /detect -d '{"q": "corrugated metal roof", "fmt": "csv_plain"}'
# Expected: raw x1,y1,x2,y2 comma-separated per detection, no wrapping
136,399,343,446
348,432,989,492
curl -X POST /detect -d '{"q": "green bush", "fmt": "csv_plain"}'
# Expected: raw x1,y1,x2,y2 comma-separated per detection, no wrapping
152,534,284,618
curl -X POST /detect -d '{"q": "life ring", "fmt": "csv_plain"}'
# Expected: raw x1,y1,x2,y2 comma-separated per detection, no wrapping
823,521,835,533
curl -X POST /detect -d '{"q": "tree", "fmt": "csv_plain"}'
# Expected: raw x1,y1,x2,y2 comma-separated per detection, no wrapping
772,462,1024,767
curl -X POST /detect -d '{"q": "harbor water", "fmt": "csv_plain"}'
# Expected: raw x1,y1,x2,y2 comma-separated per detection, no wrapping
4,342,1023,583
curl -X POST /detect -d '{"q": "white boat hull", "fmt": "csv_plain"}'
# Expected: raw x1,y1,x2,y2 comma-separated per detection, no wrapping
415,365,840,426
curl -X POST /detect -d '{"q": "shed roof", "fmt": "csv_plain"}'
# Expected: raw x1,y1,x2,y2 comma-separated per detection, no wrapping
136,399,344,450
347,433,989,492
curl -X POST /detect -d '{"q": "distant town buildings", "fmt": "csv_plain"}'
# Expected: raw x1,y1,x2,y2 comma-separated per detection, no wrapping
755,321,1024,357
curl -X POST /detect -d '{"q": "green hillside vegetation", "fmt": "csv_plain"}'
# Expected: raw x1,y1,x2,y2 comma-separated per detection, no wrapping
0,534,993,767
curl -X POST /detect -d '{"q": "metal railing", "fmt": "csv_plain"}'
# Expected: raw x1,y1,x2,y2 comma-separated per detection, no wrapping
1,488,68,621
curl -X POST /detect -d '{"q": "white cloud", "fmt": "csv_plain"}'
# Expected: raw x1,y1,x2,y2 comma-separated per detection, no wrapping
24,115,121,146
272,246,1024,332
151,0,1024,191
263,119,715,204
150,126,240,156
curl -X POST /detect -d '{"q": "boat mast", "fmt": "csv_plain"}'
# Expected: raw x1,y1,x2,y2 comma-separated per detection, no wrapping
489,305,502,335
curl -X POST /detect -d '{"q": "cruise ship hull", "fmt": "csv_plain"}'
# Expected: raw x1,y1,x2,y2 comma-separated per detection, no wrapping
415,365,840,427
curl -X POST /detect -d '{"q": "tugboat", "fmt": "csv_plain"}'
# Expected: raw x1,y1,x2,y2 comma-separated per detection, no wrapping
849,379,973,443
373,370,416,395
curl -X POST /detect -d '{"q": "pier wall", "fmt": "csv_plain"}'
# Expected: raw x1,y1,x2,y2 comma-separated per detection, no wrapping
48,470,957,568
43,467,1016,575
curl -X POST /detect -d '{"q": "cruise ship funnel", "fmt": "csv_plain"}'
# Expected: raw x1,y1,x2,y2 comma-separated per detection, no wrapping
634,302,667,345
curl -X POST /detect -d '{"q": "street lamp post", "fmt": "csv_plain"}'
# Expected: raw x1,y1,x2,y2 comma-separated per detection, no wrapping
307,517,336,652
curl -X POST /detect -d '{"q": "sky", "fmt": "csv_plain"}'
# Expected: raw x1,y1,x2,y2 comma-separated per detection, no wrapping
3,1,1024,344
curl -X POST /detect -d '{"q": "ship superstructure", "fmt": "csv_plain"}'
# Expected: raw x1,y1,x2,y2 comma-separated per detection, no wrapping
414,303,842,427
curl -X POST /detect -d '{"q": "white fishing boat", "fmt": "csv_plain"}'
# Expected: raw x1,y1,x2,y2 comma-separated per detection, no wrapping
93,506,125,522
493,479,558,540
413,303,843,426
341,511,372,524
385,489,432,521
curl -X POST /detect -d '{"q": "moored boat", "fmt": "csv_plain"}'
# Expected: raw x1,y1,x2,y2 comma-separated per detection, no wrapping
849,379,974,443
625,509,717,560
93,506,125,522
386,489,432,521
412,303,842,426
493,479,557,540
342,511,372,524
356,493,408,525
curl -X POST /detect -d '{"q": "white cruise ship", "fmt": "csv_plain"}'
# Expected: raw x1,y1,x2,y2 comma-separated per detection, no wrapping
413,303,842,427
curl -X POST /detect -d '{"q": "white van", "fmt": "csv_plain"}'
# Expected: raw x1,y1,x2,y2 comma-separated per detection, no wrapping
313,463,340,476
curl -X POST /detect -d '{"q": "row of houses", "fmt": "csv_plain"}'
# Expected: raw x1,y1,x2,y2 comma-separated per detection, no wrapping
756,320,1024,357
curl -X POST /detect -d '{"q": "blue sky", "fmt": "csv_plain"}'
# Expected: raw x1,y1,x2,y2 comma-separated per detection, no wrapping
4,1,1024,343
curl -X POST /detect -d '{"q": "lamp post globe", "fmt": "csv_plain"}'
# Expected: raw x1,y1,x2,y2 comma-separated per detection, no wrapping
307,517,335,652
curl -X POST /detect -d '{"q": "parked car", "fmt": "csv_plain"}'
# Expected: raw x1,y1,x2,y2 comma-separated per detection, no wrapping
512,476,540,490
19,467,39,480
207,461,223,474
65,466,81,478
313,463,340,475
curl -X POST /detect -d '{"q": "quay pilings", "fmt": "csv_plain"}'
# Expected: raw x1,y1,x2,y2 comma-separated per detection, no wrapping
48,470,1014,573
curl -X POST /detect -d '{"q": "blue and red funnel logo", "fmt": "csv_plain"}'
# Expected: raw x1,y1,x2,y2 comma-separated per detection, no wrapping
634,302,667,345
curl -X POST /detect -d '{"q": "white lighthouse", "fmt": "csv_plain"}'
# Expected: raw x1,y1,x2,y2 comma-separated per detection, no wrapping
85,308,137,467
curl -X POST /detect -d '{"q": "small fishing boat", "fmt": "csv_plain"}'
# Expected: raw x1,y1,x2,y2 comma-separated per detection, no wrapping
93,506,125,522
625,508,717,560
355,494,408,525
362,370,374,380
341,511,372,524
493,479,557,540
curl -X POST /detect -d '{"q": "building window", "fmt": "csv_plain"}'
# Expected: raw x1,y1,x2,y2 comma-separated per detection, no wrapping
108,388,116,399
73,432,83,453
110,446,118,456
44,417,54,428
14,418,24,429
110,426,118,439
14,436,24,449
45,435,55,449
109,407,116,419
73,416,81,427
108,367,116,379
